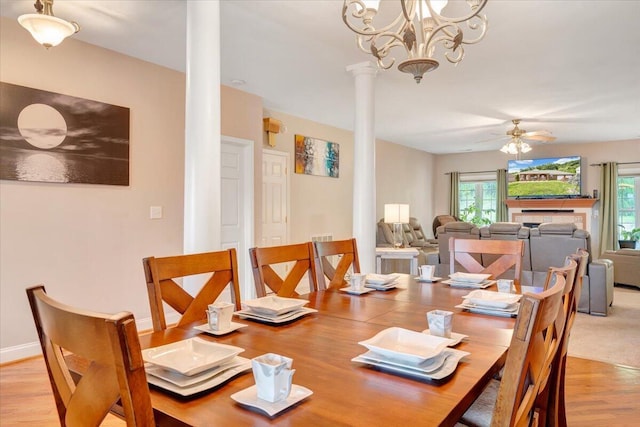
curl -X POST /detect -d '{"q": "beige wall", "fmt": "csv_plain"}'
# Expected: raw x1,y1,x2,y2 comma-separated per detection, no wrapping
0,19,186,354
376,139,436,237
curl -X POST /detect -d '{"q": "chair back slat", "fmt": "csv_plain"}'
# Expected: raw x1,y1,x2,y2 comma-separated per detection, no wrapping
143,249,241,332
250,242,318,297
314,238,361,290
26,285,155,427
449,238,525,290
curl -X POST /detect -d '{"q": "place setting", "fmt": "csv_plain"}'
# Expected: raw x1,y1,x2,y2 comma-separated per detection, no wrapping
142,337,252,397
415,264,442,283
234,295,318,324
351,311,470,381
231,353,312,417
455,284,522,317
442,272,496,289
339,273,400,294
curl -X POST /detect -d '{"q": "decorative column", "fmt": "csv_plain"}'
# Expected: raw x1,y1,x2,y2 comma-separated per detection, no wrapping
184,1,221,257
347,62,378,273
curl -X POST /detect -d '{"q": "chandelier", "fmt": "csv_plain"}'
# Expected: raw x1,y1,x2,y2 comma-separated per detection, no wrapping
18,0,80,49
342,0,488,83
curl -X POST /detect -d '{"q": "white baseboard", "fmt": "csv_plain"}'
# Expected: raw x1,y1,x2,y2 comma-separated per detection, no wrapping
0,314,174,365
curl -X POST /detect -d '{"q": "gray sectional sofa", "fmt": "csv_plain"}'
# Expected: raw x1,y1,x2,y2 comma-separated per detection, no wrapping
426,221,614,316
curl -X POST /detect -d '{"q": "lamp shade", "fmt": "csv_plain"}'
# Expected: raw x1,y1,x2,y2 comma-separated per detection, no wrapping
384,204,410,223
18,13,78,48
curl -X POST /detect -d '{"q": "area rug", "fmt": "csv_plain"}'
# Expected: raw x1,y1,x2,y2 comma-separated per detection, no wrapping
568,285,640,368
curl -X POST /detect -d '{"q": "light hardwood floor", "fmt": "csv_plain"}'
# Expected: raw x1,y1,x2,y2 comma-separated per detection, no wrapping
1,355,638,426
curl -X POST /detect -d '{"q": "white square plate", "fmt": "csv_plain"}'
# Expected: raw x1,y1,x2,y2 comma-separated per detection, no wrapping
231,384,313,417
422,330,468,346
365,274,400,285
340,286,375,295
142,338,244,376
194,321,248,336
358,327,452,365
463,290,522,309
243,296,309,316
146,356,247,388
448,272,492,283
234,307,318,324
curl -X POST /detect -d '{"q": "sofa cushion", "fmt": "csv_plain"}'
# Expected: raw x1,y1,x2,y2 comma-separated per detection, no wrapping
531,222,577,235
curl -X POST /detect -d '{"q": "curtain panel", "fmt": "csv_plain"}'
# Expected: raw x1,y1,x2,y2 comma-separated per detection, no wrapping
598,162,618,255
449,172,460,217
496,168,508,222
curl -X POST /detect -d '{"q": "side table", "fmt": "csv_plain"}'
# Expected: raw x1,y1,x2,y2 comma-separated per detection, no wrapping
375,247,419,275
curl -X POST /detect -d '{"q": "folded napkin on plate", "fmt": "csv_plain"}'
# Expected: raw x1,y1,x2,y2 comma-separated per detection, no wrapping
366,274,400,285
448,272,492,283
463,290,522,309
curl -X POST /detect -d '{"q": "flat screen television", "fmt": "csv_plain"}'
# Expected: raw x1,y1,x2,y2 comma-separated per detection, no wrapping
507,156,581,198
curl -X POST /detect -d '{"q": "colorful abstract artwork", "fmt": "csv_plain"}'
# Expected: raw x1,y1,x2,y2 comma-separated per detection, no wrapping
0,82,130,185
294,134,339,178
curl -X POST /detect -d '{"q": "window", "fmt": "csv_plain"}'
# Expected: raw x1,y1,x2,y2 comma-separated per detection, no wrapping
458,178,497,226
617,174,639,232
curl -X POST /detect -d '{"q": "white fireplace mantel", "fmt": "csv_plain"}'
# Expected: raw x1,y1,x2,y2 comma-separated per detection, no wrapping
505,198,599,234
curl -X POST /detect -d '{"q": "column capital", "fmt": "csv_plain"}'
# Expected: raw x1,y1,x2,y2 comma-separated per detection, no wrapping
346,61,378,77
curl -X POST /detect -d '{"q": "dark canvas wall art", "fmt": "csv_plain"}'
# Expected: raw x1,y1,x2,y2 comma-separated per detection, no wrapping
0,82,130,186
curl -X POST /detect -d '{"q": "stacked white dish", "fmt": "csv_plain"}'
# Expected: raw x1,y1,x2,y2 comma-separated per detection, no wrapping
443,272,495,289
235,296,318,324
351,327,469,380
456,289,522,317
364,273,400,290
142,337,251,396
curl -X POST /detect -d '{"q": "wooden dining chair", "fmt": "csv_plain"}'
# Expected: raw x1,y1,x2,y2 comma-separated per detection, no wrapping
313,238,361,291
26,285,155,427
458,269,567,427
249,242,319,297
449,237,525,290
143,248,241,332
541,249,589,427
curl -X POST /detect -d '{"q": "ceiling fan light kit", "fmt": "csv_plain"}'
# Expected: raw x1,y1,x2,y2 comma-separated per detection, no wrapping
18,0,80,48
499,119,556,158
342,0,488,83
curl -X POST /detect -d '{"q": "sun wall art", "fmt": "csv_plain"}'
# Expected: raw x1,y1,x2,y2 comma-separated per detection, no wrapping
0,82,130,186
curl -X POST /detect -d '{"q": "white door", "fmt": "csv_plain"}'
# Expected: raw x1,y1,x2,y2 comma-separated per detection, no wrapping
221,137,254,300
261,149,289,248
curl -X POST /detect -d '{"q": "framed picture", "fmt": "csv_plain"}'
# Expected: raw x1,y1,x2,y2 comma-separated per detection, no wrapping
294,134,339,178
0,82,130,186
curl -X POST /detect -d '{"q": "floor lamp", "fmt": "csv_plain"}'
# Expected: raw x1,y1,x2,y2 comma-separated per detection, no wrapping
384,204,410,249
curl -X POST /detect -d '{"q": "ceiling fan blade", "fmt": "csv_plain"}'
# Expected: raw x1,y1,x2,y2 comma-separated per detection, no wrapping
522,130,552,137
524,134,557,142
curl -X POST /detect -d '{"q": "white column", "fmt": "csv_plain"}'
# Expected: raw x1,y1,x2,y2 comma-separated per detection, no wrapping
184,1,221,255
347,62,377,274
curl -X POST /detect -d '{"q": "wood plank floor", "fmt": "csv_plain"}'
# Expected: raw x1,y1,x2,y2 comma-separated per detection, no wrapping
1,355,638,426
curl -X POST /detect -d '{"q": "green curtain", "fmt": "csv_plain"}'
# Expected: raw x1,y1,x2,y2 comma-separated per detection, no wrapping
496,168,508,222
449,172,459,217
598,162,618,255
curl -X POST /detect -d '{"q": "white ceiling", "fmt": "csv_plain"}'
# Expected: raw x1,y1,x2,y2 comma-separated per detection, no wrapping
2,0,639,154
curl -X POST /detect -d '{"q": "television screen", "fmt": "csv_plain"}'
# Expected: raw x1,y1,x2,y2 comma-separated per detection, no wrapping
507,156,581,198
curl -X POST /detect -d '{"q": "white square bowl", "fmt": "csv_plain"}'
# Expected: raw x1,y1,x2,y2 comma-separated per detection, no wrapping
358,327,451,365
243,296,308,316
448,272,492,283
463,290,522,309
142,337,244,376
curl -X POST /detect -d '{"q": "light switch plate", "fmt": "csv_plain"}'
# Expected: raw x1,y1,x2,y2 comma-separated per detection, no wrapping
150,206,163,219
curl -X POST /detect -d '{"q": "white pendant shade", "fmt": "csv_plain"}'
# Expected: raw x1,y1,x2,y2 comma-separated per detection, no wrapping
18,13,79,48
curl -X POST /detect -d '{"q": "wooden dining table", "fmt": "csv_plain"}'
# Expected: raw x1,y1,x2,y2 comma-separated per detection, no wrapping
138,275,516,426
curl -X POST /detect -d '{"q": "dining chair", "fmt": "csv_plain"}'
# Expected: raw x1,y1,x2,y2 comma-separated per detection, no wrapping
541,249,589,427
449,237,525,290
313,238,361,291
26,285,155,427
458,269,567,427
249,242,319,297
143,248,241,332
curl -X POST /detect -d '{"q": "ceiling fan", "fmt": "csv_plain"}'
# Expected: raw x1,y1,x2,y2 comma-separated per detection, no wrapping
499,119,556,156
